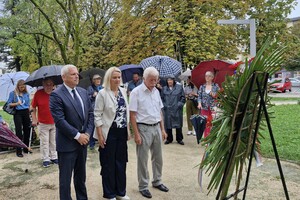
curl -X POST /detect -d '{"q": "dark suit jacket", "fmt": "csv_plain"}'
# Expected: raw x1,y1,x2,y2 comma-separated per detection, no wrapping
50,84,94,152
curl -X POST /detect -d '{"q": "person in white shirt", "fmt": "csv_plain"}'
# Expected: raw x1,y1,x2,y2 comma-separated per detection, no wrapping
129,66,169,199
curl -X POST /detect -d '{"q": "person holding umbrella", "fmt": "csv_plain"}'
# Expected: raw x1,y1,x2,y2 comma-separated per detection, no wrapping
0,115,8,127
161,75,186,145
31,78,58,168
184,76,198,136
7,79,31,157
87,74,103,150
197,71,220,138
127,72,142,96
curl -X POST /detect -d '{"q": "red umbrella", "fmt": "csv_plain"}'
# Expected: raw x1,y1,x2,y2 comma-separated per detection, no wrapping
191,60,235,88
0,125,27,148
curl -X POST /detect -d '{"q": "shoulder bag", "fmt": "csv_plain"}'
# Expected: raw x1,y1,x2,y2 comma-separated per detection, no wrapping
2,93,19,115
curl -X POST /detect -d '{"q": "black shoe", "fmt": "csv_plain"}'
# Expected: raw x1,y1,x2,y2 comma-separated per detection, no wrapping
50,159,59,164
16,153,24,157
177,141,184,145
153,184,169,192
140,189,152,198
164,140,171,145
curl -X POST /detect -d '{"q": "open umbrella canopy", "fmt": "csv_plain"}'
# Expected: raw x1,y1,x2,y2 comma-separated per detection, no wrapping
0,125,27,148
139,55,182,78
179,69,192,81
119,64,143,83
25,65,64,87
191,60,234,88
78,68,106,89
0,71,35,101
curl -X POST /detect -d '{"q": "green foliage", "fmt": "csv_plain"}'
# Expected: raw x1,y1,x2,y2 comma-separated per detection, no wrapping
283,23,300,71
200,38,285,198
0,0,298,72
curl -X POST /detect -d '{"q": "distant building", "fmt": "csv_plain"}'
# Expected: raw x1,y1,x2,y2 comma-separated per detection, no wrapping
287,16,300,28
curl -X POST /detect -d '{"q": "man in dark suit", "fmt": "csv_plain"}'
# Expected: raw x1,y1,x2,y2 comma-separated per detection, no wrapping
50,64,94,200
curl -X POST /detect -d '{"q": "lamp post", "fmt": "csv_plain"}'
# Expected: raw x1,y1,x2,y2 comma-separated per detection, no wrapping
217,19,256,57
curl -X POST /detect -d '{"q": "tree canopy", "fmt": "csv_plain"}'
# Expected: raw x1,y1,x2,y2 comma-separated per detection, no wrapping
0,0,299,72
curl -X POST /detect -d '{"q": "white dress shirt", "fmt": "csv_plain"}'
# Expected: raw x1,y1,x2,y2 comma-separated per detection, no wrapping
129,83,163,124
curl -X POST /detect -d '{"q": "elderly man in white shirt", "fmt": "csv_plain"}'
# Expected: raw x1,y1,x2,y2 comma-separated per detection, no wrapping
129,66,169,199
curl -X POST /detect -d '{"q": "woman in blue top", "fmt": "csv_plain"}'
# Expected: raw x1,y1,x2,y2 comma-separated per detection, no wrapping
7,79,31,157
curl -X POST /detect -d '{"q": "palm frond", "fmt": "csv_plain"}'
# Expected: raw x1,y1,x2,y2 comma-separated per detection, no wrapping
200,38,285,199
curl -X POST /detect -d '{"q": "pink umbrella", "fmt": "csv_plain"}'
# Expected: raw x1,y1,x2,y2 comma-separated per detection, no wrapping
191,60,234,88
0,125,27,149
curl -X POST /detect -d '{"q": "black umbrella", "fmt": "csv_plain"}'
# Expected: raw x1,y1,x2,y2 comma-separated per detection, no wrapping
78,68,106,89
190,114,206,144
25,65,64,87
119,64,143,83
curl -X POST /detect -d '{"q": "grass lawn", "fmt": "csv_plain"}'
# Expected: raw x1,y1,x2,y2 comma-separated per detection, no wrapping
260,104,300,164
270,97,300,101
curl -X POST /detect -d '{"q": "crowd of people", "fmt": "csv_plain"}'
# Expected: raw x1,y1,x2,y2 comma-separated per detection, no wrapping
1,64,221,200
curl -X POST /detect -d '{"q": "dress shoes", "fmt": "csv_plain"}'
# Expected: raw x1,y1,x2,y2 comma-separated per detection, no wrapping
140,189,152,198
153,184,169,192
164,140,172,145
50,159,59,165
16,153,23,157
177,141,184,145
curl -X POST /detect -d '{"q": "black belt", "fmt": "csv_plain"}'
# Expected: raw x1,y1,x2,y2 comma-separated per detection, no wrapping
137,122,159,127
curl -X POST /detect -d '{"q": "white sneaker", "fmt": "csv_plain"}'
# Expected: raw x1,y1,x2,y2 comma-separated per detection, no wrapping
193,131,196,136
116,195,130,200
254,150,263,167
256,162,263,167
187,131,192,135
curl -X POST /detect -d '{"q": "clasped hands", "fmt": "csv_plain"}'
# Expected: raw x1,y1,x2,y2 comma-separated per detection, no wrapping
77,133,90,145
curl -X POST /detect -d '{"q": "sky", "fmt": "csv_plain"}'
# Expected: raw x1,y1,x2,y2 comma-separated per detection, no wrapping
288,0,300,18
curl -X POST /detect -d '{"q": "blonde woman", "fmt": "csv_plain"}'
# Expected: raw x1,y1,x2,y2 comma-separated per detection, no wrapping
94,67,130,200
7,79,31,157
197,71,220,138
